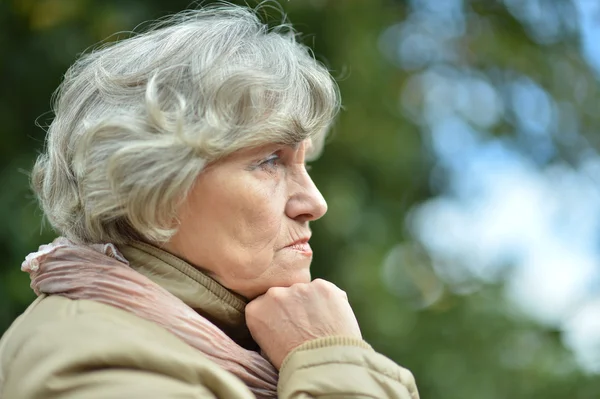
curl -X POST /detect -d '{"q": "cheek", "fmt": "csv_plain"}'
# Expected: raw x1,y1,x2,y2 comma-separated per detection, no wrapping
174,167,289,279
234,183,286,245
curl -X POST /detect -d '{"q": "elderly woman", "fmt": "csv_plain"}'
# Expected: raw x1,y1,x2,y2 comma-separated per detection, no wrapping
0,4,419,399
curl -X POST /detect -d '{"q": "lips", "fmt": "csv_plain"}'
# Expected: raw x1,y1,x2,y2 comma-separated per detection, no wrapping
288,242,311,251
284,238,312,254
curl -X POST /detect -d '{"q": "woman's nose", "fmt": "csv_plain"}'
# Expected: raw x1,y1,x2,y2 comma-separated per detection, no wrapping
285,172,328,223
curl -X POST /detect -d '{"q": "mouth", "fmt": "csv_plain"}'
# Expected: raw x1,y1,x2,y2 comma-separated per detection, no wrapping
284,238,313,255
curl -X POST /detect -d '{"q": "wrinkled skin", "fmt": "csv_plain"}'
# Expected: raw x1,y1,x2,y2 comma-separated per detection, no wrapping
164,139,363,366
164,139,327,299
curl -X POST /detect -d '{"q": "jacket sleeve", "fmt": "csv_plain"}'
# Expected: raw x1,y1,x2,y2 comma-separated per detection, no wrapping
3,368,219,399
278,337,419,399
0,304,254,399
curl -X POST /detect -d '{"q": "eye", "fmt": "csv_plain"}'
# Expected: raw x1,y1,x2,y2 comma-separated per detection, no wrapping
258,153,281,171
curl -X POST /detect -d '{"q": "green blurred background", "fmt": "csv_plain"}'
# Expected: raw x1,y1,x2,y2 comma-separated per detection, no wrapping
2,0,600,397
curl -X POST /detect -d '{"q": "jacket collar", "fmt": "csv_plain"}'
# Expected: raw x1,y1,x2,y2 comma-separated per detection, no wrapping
117,241,257,349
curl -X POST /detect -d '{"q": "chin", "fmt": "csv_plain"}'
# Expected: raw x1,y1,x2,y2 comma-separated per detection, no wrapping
276,268,311,289
246,268,312,299
283,268,312,286
232,254,313,299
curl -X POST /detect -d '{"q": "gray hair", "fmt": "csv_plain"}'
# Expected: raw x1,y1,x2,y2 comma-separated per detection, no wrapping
32,3,341,244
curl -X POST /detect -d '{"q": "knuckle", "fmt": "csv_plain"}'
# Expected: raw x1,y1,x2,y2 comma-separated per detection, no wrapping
313,278,336,292
313,279,348,300
312,278,330,289
245,299,260,315
266,286,286,299
292,282,310,293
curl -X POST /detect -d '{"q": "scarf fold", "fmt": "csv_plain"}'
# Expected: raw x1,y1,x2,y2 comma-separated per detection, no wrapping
21,237,278,398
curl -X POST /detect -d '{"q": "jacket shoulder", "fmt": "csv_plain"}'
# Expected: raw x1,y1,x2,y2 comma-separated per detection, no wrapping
0,295,252,399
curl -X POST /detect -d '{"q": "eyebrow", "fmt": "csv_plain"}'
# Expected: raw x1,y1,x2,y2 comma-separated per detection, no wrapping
285,138,312,151
272,141,301,151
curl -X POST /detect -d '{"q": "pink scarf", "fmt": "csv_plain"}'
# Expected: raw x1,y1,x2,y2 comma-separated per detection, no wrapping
21,237,278,398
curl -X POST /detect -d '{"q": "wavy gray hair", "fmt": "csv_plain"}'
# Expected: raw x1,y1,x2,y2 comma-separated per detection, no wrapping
32,4,340,244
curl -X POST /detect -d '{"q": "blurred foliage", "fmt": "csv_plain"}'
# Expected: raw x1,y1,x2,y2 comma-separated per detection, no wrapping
1,0,600,397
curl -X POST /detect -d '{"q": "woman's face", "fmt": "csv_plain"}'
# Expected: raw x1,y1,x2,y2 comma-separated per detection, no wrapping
163,139,327,299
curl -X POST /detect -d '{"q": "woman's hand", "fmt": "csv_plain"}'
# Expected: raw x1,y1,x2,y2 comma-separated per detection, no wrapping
245,278,362,369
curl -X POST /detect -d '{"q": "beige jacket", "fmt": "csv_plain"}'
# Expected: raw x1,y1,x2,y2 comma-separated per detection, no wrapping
0,242,419,398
